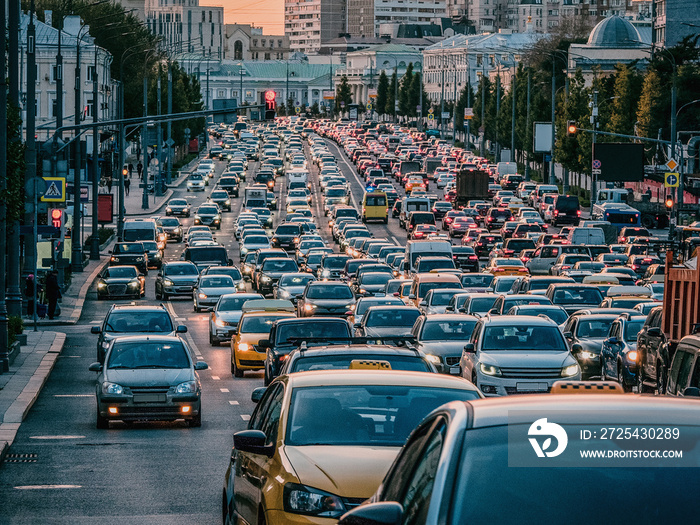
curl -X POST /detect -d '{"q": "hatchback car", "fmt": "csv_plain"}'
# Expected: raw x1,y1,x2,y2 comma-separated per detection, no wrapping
297,281,356,317
165,199,191,217
193,275,237,312
155,261,201,300
600,313,646,391
90,336,207,428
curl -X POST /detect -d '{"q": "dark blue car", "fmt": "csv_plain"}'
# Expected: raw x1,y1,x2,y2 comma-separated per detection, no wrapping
601,313,646,391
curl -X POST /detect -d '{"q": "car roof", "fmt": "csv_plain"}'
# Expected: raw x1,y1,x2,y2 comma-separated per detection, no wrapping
108,334,182,343
282,369,479,390
481,314,556,326
423,313,479,321
293,345,423,357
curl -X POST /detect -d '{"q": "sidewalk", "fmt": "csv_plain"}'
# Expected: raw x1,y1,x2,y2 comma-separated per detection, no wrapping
0,331,66,464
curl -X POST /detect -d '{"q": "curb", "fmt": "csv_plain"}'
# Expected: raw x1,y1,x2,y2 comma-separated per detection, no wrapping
125,189,175,217
0,332,66,452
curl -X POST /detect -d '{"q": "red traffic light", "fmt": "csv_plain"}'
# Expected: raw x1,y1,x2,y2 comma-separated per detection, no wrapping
264,90,276,102
665,195,674,209
50,208,63,229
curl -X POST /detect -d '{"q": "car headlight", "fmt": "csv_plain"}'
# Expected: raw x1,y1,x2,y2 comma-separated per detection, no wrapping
322,269,330,277
578,351,596,360
175,381,197,394
283,483,346,518
215,318,226,328
136,257,144,262
278,289,291,298
479,363,502,376
304,304,316,311
102,382,124,395
425,354,441,365
97,281,107,289
225,200,231,205
261,276,271,282
198,292,207,299
111,256,119,262
163,279,174,286
127,280,140,288
166,207,172,212
240,247,248,254
561,363,580,377
237,342,251,351
627,350,638,362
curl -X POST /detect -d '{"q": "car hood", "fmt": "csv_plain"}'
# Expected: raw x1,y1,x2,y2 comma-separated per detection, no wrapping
102,277,139,285
307,298,355,307
165,275,199,285
364,326,413,337
243,243,271,250
418,341,466,357
284,445,400,499
279,286,307,296
200,286,238,296
480,350,572,368
575,338,606,354
104,368,193,387
215,311,243,323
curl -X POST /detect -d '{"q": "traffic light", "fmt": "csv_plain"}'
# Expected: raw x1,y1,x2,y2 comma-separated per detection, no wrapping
567,121,577,137
50,208,64,229
122,166,128,178
665,195,674,209
264,90,276,120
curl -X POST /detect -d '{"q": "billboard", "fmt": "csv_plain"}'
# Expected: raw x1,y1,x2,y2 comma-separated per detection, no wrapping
593,143,644,182
212,99,239,124
533,122,554,153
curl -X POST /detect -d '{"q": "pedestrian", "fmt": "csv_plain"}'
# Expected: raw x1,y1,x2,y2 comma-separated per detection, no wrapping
128,163,134,179
25,274,35,319
137,162,143,180
106,177,113,193
46,270,61,320
124,177,131,196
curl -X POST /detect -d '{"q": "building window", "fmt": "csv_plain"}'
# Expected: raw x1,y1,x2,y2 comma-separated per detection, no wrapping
264,52,271,60
253,39,258,47
217,89,225,97
234,40,243,60
85,97,94,118
278,39,283,47
86,65,97,81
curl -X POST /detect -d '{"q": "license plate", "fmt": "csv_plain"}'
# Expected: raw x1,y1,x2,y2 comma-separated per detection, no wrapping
516,383,548,392
133,393,167,403
449,367,460,375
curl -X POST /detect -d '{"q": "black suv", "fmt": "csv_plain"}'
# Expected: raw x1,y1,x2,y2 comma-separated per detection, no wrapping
218,176,240,197
637,305,671,393
110,242,148,274
272,222,303,251
260,317,352,385
91,304,187,362
552,195,580,226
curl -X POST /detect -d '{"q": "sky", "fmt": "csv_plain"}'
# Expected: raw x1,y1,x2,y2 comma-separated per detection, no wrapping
202,0,284,35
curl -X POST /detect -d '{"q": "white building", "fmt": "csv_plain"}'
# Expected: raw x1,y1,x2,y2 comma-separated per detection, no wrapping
224,24,291,61
20,14,116,144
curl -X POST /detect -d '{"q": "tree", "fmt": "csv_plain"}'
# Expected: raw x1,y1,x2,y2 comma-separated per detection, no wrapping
335,75,352,112
556,69,588,174
386,71,397,118
606,64,642,138
376,71,389,117
636,69,665,161
398,62,414,116
408,71,423,119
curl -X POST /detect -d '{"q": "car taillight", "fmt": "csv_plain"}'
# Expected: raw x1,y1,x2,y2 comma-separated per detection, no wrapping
487,217,493,222
643,258,652,263
576,210,581,216
632,265,640,269
494,268,505,272
562,266,571,270
469,255,478,260
518,268,528,272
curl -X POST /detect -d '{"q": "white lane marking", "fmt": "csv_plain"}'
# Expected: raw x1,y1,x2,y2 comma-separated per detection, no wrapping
229,400,239,405
53,394,92,398
29,435,86,440
212,375,220,380
15,485,82,490
220,388,229,393
174,318,185,322
89,320,101,324
327,141,361,209
182,331,203,363
240,414,250,421
391,236,401,245
164,301,178,319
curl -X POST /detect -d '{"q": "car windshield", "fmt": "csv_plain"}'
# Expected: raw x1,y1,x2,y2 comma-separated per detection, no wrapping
553,288,603,305
105,312,173,333
285,385,480,447
419,259,455,271
115,243,144,253
246,236,270,245
160,218,179,227
239,315,287,333
212,192,228,199
625,320,645,341
165,264,199,276
422,319,477,341
170,200,187,206
430,291,462,306
306,284,354,299
198,207,218,215
361,273,392,286
279,275,315,287
104,267,138,278
292,355,430,373
520,308,569,325
468,296,498,314
217,296,260,311
276,225,299,235
107,341,190,369
263,259,298,272
188,248,227,263
200,276,234,288
141,241,158,251
365,309,420,327
277,322,349,344
207,268,241,281
576,319,616,338
462,275,494,288
481,325,566,351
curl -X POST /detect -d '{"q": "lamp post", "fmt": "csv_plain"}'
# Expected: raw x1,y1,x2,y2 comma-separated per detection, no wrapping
0,0,8,371
674,98,700,221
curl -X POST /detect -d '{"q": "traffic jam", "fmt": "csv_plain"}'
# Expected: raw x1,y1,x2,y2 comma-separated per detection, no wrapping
92,117,700,524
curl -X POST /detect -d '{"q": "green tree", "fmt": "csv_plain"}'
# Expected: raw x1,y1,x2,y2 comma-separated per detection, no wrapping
335,75,352,112
398,62,414,116
408,71,423,119
556,69,588,174
376,71,389,116
386,71,397,118
471,76,492,140
607,64,642,137
636,69,665,160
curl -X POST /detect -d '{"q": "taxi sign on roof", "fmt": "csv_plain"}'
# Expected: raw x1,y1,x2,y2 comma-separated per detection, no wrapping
241,299,295,313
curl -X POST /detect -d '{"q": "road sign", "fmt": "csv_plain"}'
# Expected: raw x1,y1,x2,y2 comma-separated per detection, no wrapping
80,185,89,203
428,107,434,114
41,177,66,202
665,172,679,187
165,138,175,147
295,106,301,114
427,114,434,121
592,159,602,169
366,102,372,111
322,90,335,100
416,105,421,113
464,108,474,120
666,159,678,171
441,112,450,119
368,88,377,98
592,168,602,175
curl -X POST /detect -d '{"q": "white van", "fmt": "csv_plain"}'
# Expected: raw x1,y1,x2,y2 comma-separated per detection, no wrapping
287,169,310,188
405,239,453,274
567,227,605,246
122,219,157,242
496,162,517,179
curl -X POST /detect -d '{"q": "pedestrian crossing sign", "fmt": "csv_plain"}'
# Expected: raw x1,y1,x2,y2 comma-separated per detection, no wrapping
41,177,66,202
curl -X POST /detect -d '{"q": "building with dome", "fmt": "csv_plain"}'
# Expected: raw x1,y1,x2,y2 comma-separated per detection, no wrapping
568,15,652,86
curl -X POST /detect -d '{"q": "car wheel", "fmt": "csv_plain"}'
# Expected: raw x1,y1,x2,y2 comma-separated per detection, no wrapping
162,292,168,301
194,303,198,313
600,359,606,380
189,409,202,428
232,359,244,378
617,364,631,393
656,362,667,394
210,333,219,346
96,409,109,429
637,365,650,393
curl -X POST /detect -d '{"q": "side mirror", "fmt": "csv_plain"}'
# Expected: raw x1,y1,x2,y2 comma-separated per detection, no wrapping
233,429,274,457
563,331,572,339
354,323,361,329
419,300,427,307
258,339,271,349
408,294,416,300
572,343,583,352
464,343,475,353
393,292,400,297
91,326,101,334
251,387,267,403
607,337,620,345
88,362,102,372
228,259,234,266
647,327,662,337
176,325,188,333
337,502,404,525
489,308,499,315
195,361,208,370
683,387,700,398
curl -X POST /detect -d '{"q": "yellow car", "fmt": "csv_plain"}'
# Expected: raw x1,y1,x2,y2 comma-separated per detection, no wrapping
231,300,296,377
404,176,424,193
485,257,530,276
221,369,482,524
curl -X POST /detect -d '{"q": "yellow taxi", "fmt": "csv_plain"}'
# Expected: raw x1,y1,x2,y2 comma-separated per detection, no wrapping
221,369,481,524
484,257,530,276
404,175,425,193
231,299,296,378
408,272,462,307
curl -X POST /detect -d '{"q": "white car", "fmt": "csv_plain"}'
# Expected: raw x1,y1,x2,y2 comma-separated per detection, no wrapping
436,174,455,189
187,174,206,192
544,204,555,223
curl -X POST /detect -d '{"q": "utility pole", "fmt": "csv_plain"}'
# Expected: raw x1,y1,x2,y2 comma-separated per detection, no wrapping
394,60,398,124
418,71,422,132
591,90,598,205
440,59,445,137
156,69,163,197
669,62,678,236
549,59,556,185
525,68,531,181
117,80,125,240
24,0,39,277
90,47,100,260
511,61,516,160
167,62,173,184
452,57,457,146
466,75,471,152
7,0,22,319
0,0,9,372
142,60,149,210
563,68,570,193
495,72,500,161
72,24,83,272
480,63,486,157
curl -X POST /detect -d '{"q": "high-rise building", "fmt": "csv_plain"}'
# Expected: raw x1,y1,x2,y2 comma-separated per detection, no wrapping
285,0,347,54
373,0,447,35
653,0,700,47
347,0,375,37
145,0,224,58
